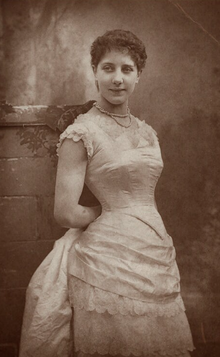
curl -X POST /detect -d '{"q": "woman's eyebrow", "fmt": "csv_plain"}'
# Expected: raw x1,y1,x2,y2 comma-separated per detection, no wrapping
101,62,135,67
101,62,114,65
122,64,135,67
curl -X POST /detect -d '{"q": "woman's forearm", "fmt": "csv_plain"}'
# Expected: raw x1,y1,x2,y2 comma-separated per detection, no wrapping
54,204,102,229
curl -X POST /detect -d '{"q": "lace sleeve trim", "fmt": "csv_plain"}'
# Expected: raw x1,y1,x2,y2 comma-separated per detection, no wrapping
135,118,158,146
56,122,93,162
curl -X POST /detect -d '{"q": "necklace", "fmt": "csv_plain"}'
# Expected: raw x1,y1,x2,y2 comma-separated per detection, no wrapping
93,102,132,128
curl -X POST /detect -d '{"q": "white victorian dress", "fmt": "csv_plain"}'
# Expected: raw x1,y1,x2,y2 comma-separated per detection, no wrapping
19,113,194,357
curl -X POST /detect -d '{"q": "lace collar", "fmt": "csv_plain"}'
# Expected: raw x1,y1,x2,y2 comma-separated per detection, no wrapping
75,113,157,147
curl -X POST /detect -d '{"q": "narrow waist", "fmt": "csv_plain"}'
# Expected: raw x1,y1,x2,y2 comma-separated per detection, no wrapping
95,205,167,241
102,203,157,213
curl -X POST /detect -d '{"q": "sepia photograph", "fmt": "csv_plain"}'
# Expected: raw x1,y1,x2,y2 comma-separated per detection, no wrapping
0,1,219,356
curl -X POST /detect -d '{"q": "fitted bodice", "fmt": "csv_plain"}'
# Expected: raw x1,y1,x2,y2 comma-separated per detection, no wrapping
87,137,162,211
19,112,193,357
57,113,180,302
78,114,163,211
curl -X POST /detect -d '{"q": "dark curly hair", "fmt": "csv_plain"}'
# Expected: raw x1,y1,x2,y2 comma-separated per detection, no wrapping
90,29,147,72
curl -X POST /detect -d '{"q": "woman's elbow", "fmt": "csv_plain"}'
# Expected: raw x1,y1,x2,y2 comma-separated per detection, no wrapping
54,205,81,228
54,207,67,227
54,205,71,228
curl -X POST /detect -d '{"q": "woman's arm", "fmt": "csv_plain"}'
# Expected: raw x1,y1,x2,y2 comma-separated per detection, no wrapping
54,138,101,228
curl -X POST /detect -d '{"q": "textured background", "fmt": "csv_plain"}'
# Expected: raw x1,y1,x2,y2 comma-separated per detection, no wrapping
0,0,220,356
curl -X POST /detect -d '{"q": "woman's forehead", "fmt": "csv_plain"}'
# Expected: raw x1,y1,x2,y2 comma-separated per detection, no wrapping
99,49,135,65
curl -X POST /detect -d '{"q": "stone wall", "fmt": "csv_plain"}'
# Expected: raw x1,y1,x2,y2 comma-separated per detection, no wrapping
0,104,98,357
0,107,64,357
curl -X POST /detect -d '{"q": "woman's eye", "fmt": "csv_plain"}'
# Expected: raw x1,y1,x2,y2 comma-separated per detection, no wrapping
103,66,113,72
123,67,133,73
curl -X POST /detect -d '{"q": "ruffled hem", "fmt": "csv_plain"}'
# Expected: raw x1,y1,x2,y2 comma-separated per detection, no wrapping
69,277,186,317
76,349,193,357
73,307,195,357
56,122,93,162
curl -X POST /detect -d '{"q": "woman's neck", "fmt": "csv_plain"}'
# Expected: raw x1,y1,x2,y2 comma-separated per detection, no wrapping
97,98,128,115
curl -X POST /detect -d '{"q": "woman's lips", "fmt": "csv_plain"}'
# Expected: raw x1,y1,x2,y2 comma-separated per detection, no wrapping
109,89,126,93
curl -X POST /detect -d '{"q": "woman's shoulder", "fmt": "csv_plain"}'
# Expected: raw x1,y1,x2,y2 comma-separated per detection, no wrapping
74,110,103,129
134,117,157,135
74,113,89,125
133,116,159,146
57,116,94,160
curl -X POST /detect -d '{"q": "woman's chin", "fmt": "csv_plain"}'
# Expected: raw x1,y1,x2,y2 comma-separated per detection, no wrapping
103,97,128,106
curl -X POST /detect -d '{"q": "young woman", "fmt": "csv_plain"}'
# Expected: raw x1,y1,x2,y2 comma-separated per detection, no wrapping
19,29,194,357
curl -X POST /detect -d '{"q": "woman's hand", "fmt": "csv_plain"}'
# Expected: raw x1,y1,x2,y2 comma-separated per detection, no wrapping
54,138,101,229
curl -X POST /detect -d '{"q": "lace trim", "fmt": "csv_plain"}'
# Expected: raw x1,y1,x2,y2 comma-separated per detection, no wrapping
137,119,158,145
69,277,186,317
75,113,157,147
76,352,192,357
56,122,93,162
74,306,194,356
76,349,193,357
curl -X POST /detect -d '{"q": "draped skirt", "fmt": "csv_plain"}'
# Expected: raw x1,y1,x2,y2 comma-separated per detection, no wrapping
19,229,194,357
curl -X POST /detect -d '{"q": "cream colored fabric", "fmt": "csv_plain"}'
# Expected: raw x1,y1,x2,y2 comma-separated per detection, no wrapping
19,114,194,356
70,276,193,356
19,229,82,357
73,306,193,357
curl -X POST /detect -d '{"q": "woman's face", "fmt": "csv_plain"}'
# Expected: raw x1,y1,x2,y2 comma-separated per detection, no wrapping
93,49,140,109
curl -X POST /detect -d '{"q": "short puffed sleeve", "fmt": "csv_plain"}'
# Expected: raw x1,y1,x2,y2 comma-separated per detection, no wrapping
56,122,93,162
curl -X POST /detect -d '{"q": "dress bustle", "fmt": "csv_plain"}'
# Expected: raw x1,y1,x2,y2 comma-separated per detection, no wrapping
19,113,194,357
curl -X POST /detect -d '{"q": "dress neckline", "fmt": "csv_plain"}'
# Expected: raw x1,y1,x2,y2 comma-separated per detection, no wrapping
75,113,157,149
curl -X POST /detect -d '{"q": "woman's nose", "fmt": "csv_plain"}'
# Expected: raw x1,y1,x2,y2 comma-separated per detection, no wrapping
112,71,123,85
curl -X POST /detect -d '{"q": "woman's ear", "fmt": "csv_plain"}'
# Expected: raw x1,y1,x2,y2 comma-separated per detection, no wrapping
135,70,141,84
92,65,97,75
92,65,99,91
92,66,99,91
